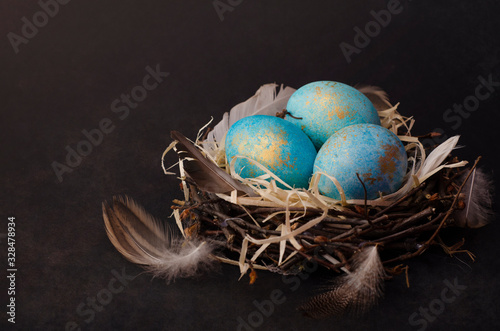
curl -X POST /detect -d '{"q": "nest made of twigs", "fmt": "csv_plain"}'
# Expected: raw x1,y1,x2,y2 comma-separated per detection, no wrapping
169,152,479,282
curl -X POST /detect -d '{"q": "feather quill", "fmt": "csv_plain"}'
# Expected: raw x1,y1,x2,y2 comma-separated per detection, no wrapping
298,246,385,318
454,168,494,228
205,84,296,151
356,85,393,111
171,131,257,197
102,196,214,283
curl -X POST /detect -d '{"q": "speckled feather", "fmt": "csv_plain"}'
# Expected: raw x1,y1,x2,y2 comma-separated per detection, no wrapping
298,246,385,318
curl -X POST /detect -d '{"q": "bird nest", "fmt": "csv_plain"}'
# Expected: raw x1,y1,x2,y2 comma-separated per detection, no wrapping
104,84,493,318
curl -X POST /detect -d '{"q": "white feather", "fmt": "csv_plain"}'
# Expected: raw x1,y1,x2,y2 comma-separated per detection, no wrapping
418,135,460,181
205,84,296,155
145,241,213,282
103,196,214,283
454,168,494,228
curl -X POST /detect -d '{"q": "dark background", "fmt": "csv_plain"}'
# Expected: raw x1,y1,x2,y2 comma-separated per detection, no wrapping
1,0,499,330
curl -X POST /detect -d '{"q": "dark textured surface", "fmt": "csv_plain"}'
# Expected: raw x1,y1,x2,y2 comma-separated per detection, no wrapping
1,0,499,330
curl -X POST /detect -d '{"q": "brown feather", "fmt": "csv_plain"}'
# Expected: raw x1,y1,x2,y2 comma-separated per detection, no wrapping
102,196,214,282
103,196,169,265
356,85,392,112
171,131,257,196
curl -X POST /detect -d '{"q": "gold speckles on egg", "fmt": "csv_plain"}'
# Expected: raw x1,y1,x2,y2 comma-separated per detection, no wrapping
285,81,381,149
249,128,289,171
362,172,378,185
225,115,317,189
379,143,400,181
314,123,407,200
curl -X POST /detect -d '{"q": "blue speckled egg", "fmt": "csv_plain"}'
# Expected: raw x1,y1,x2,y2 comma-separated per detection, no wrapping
225,115,317,189
286,81,380,149
313,124,407,200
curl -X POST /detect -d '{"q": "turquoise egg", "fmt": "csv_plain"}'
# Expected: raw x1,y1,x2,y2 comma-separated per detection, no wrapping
286,81,380,149
313,124,407,200
225,115,317,189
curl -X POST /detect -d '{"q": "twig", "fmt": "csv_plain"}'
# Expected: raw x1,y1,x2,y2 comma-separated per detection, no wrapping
391,207,435,231
373,182,426,218
356,172,369,220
